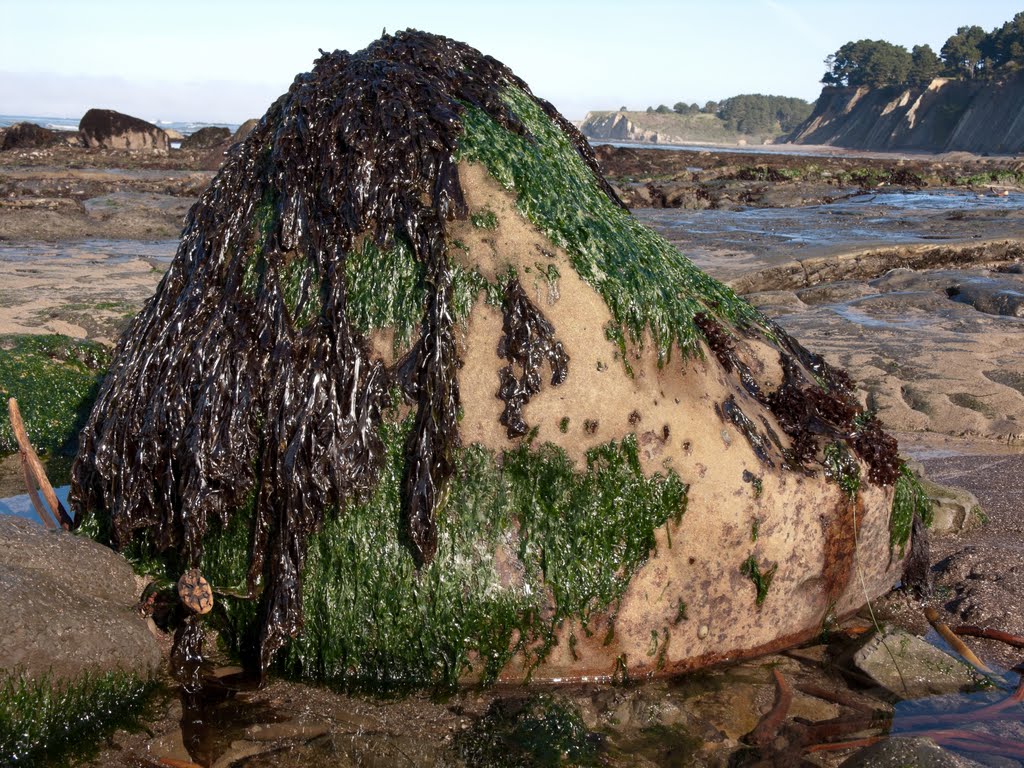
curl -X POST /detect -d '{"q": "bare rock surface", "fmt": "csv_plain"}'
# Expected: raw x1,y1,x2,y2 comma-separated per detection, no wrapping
839,736,986,768
852,627,979,698
0,516,161,681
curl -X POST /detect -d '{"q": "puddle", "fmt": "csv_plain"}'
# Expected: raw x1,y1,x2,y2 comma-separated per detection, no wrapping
636,189,1024,263
0,239,177,265
0,483,71,525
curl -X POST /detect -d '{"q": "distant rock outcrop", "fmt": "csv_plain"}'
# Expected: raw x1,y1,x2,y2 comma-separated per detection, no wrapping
79,108,169,151
580,111,673,144
181,126,231,150
0,122,69,151
788,72,1024,154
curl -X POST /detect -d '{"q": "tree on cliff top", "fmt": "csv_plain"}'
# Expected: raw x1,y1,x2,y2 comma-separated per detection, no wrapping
821,39,912,88
823,13,1024,90
941,25,988,78
909,44,943,86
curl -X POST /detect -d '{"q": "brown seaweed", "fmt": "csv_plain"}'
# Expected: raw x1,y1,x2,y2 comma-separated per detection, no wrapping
70,30,613,675
497,278,570,438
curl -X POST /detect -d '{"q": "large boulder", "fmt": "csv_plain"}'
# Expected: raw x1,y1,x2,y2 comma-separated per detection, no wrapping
71,31,924,689
79,108,169,150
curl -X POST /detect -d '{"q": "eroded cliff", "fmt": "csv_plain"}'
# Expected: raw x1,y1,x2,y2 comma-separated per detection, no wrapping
789,72,1024,154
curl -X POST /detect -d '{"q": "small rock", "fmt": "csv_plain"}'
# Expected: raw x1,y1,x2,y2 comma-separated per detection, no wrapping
231,119,260,143
853,627,978,698
839,735,986,767
1,122,68,151
904,460,984,536
244,719,332,741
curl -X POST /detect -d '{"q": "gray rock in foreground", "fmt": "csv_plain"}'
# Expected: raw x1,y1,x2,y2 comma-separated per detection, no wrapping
0,516,162,681
840,736,986,767
853,627,978,698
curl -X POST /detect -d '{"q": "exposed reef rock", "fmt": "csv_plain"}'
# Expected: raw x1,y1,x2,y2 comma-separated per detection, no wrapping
788,72,1024,154
71,31,921,688
0,122,70,152
579,111,672,144
180,126,231,150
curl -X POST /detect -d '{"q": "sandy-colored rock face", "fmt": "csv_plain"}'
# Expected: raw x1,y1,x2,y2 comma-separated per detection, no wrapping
451,162,902,681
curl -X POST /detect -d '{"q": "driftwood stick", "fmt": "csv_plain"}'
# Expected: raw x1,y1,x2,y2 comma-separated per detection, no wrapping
7,397,71,529
747,668,793,746
925,606,995,675
21,457,55,529
954,625,1024,649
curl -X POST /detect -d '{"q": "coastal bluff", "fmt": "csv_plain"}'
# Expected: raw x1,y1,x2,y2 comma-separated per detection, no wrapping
788,71,1024,154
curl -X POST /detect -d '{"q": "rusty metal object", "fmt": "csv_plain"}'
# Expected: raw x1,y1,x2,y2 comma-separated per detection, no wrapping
177,569,214,615
7,397,71,529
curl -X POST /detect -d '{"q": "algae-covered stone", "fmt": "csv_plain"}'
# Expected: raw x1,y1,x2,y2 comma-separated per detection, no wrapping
0,334,109,454
72,31,910,688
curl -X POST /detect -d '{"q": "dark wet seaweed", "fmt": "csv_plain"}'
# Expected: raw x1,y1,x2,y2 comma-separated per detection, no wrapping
69,30,612,676
719,396,774,466
497,278,569,438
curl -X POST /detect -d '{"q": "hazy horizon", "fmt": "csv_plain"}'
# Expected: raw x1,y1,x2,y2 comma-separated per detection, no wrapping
3,1,1021,124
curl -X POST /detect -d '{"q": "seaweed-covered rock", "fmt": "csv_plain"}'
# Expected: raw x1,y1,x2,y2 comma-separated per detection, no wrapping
0,122,68,151
71,31,917,688
180,126,231,150
79,108,169,151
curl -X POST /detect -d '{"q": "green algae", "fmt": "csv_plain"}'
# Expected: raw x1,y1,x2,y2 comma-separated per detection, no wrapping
471,208,499,229
343,239,496,352
823,441,861,499
0,669,155,767
890,463,933,556
281,254,321,329
740,555,777,607
458,694,602,768
0,334,109,454
185,416,686,689
344,239,426,350
458,87,767,366
241,190,277,298
505,435,687,625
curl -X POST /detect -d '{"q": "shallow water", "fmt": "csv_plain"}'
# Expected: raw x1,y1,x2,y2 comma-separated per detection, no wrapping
637,189,1024,260
0,239,177,264
0,485,71,524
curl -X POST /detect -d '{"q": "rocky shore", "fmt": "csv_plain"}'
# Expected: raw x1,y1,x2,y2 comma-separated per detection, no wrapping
2,137,1024,767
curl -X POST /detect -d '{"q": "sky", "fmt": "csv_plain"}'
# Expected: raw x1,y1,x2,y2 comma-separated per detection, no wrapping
1,1,1021,124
